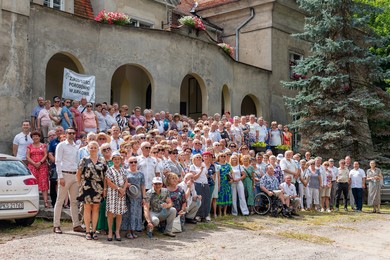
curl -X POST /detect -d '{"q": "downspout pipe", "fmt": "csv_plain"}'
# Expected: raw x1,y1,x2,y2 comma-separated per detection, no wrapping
235,8,255,61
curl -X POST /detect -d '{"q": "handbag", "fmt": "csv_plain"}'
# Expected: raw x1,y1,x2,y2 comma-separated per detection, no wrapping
172,215,182,233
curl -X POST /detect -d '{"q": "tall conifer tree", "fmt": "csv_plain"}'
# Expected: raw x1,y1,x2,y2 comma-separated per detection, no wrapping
282,0,389,161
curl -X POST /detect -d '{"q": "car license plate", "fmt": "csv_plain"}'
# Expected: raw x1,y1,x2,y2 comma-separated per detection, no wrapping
0,202,24,210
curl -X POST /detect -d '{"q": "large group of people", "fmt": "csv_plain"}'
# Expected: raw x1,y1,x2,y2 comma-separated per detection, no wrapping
11,96,384,241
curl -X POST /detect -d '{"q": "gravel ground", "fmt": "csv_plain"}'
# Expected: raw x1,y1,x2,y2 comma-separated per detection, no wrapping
1,211,389,260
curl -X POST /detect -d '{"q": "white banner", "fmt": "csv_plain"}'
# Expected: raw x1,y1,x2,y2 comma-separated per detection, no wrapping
62,68,96,103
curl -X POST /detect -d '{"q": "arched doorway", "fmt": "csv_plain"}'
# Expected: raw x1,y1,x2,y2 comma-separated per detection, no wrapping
221,84,231,115
241,94,261,116
180,74,206,120
45,52,84,100
111,64,153,109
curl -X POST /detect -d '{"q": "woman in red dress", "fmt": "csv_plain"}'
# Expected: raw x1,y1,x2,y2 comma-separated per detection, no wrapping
283,125,293,149
26,131,49,208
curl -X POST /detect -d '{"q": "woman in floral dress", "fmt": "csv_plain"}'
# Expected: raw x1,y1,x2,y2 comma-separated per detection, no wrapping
26,131,49,208
106,151,128,241
216,152,232,216
366,160,383,213
121,156,145,239
76,141,106,240
166,172,187,230
241,155,255,214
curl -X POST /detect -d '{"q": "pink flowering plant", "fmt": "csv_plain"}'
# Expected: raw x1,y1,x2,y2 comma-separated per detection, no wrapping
95,10,130,25
178,16,206,31
217,43,234,57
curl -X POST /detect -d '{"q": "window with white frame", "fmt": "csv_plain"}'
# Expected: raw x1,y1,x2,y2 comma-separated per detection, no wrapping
289,52,304,80
129,18,154,28
44,0,65,11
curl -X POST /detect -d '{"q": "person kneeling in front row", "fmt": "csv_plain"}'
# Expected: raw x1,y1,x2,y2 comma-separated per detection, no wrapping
178,173,202,224
144,177,177,237
280,175,300,216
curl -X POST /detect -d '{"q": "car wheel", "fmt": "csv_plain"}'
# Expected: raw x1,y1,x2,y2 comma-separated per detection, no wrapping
15,216,36,226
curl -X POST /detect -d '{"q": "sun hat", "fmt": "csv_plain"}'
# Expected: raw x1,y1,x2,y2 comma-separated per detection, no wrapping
126,184,140,199
276,154,284,161
152,177,163,184
97,132,111,143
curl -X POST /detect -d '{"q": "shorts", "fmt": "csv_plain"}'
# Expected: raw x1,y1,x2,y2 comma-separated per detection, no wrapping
320,187,331,197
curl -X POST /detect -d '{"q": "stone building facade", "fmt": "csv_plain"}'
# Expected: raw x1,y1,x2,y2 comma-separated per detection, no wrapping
0,0,307,153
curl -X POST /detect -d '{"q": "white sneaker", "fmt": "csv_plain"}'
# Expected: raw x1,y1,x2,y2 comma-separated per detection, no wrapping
326,209,331,213
320,208,324,212
195,216,201,222
205,216,211,222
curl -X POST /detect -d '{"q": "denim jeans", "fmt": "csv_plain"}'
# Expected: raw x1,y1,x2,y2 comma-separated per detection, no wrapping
352,188,363,210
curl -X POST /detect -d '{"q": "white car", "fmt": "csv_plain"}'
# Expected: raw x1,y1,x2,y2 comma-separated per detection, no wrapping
0,154,39,226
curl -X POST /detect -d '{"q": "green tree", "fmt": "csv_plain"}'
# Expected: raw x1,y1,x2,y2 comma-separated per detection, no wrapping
282,0,390,162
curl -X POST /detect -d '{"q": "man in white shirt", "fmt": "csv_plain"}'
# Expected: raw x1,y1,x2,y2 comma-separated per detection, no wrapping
12,120,33,163
349,161,366,212
109,125,124,151
153,112,165,135
280,150,299,184
257,117,268,142
209,122,221,142
77,97,88,113
280,175,300,215
248,115,260,142
137,142,158,190
53,127,84,234
178,173,201,224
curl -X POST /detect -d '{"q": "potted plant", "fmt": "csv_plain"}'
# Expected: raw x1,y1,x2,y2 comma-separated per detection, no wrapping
217,43,234,57
250,142,267,153
275,144,290,155
95,10,131,25
178,16,206,34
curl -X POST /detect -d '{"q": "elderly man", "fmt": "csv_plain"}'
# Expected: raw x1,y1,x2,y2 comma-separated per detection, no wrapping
280,175,300,216
53,127,84,234
109,125,124,151
47,126,64,207
280,150,299,185
257,117,268,142
144,177,177,237
260,164,290,217
77,97,88,113
328,158,338,210
137,142,158,191
349,161,366,212
178,173,202,224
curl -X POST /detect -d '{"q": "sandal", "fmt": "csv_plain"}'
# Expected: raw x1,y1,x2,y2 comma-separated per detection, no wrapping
126,233,134,239
132,232,138,238
86,232,92,240
92,232,98,240
44,202,50,208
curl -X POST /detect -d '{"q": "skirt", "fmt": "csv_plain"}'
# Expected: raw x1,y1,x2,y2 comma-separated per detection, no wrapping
195,183,211,218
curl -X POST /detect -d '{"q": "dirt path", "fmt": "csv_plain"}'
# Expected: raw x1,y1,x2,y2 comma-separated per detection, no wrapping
1,211,389,259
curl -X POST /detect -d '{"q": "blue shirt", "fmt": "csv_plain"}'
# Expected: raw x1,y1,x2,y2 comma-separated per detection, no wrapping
260,174,280,191
48,137,61,169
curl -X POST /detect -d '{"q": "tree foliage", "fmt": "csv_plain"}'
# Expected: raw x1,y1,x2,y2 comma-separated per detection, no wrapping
282,0,390,161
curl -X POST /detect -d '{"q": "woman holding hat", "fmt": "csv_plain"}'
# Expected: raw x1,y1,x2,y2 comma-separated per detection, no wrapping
106,151,128,241
121,156,145,239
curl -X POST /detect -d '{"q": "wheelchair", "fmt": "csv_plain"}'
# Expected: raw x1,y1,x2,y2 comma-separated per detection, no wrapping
253,192,290,217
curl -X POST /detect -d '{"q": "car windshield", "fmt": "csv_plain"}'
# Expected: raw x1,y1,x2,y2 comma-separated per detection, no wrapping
383,176,390,185
0,160,30,177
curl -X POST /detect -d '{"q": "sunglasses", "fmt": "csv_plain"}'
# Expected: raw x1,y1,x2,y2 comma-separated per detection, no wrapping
227,153,232,156
25,135,28,142
153,183,162,186
230,146,236,148
87,105,92,108
98,138,106,140
152,151,158,154
219,155,226,158
170,152,178,155
129,161,137,164
67,132,76,135
102,148,111,152
144,147,151,149
158,149,165,152
54,100,60,103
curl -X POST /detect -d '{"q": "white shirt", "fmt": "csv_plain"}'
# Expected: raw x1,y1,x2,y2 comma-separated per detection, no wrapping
137,155,158,190
13,132,33,160
330,166,338,181
280,182,297,196
349,168,366,188
280,158,297,182
55,140,80,179
209,130,222,142
110,137,124,152
258,125,268,142
248,122,260,139
190,164,208,184
77,104,87,113
154,119,165,134
269,129,282,146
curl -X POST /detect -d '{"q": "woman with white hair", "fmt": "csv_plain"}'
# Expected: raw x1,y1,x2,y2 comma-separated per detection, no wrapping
366,160,383,213
144,109,156,133
230,154,249,216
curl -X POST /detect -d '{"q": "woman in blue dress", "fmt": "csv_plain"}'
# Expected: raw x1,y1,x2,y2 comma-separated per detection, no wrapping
60,99,73,131
121,156,145,239
216,152,232,216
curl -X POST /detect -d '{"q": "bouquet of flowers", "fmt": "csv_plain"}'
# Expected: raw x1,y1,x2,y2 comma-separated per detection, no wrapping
217,43,234,57
95,10,131,26
178,16,206,31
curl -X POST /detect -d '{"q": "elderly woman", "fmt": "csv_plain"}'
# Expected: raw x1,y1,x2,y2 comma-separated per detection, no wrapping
269,155,283,183
240,116,251,147
116,108,129,132
82,103,99,133
106,151,128,241
320,161,333,212
37,100,52,142
105,106,118,129
306,159,322,211
95,103,108,133
26,131,49,208
144,109,156,133
121,156,146,239
366,160,383,213
190,153,211,222
70,100,83,139
241,154,255,214
166,172,187,230
230,154,249,216
216,152,232,216
76,141,107,240
164,148,184,181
